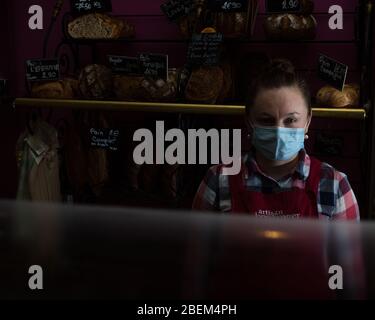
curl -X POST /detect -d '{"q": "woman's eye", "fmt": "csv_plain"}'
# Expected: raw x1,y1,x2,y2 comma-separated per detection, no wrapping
285,118,297,124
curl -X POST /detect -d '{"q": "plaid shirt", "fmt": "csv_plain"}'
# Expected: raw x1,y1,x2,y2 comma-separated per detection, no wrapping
192,149,360,220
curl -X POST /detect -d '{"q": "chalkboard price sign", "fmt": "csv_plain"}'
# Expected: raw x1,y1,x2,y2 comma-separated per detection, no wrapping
207,0,248,12
187,33,223,66
90,128,120,151
161,0,193,21
314,132,343,156
71,0,112,14
139,54,168,80
265,0,301,13
318,54,348,91
108,55,143,75
26,59,60,82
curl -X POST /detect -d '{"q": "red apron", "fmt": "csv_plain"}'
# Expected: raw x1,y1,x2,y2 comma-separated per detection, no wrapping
229,156,322,218
224,156,340,299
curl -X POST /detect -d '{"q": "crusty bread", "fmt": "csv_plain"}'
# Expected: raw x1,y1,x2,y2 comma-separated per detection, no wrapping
264,14,317,40
68,13,135,39
140,69,178,102
185,66,224,104
316,84,360,108
31,78,78,99
113,69,178,102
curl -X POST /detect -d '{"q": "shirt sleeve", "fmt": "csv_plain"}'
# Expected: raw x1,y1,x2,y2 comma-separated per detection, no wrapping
192,165,220,211
331,171,360,221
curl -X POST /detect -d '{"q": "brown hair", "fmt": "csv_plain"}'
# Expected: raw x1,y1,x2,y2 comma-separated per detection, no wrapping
245,59,311,115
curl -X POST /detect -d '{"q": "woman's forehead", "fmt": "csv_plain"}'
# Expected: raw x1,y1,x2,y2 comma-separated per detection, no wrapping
252,87,308,116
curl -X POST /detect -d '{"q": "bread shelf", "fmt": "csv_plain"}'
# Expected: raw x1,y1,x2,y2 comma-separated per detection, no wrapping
14,98,366,119
14,98,244,115
61,38,358,45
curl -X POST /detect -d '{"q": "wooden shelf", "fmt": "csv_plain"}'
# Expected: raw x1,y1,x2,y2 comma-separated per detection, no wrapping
14,98,366,119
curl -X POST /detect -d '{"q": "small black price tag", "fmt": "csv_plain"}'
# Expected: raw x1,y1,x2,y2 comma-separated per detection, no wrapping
26,59,60,82
265,0,301,13
108,55,143,75
187,33,223,66
90,128,120,151
139,54,169,80
207,0,248,13
314,132,343,156
70,0,112,14
161,0,193,21
318,54,348,91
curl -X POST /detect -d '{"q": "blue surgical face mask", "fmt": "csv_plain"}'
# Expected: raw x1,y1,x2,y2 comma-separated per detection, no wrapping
251,126,305,161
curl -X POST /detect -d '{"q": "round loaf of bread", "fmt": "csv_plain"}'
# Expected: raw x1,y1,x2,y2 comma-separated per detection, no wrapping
185,66,224,104
316,84,360,108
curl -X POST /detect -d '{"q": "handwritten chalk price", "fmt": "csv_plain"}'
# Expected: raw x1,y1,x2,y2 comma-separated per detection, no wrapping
282,0,299,10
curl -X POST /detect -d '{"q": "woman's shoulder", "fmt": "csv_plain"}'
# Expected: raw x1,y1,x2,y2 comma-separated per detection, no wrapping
311,156,349,182
310,156,359,220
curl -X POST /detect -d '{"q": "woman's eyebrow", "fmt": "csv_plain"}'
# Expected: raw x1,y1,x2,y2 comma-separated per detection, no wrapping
285,112,301,116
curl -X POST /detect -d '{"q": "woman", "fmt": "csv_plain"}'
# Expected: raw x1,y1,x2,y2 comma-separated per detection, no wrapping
192,59,359,220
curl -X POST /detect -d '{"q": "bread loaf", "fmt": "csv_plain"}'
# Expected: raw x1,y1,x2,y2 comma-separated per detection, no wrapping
185,66,224,104
316,84,360,108
79,64,113,99
31,78,78,99
68,13,135,39
114,69,178,102
264,14,317,40
140,69,178,102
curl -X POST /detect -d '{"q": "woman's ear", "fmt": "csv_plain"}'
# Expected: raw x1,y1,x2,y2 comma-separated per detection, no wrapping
304,111,312,140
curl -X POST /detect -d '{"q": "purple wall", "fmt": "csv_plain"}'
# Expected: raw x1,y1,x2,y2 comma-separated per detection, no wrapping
0,0,366,211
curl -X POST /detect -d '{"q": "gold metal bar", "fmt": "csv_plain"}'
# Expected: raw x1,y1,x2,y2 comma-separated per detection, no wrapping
311,108,366,119
14,98,245,115
14,98,366,119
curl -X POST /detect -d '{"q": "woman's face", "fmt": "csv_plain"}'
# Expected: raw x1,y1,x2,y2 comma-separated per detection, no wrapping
249,86,311,129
